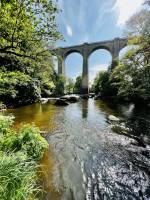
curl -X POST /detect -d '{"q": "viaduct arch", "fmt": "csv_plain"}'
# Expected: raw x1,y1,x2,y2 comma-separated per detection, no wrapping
51,37,128,94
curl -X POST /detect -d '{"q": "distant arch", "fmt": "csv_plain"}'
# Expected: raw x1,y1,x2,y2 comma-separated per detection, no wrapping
65,52,83,80
88,49,112,85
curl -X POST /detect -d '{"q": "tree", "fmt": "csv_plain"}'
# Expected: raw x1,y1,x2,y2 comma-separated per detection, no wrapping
111,4,150,105
74,76,82,94
0,71,41,106
0,0,62,106
92,71,118,98
52,75,66,96
66,78,75,94
0,0,61,59
111,49,150,104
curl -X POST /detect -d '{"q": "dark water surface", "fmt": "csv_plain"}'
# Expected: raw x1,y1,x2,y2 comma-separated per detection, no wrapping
5,99,150,200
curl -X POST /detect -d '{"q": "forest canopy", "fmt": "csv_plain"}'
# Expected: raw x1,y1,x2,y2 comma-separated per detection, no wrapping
0,0,62,106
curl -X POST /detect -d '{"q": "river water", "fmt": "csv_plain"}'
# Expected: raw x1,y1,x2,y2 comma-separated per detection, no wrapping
5,99,150,200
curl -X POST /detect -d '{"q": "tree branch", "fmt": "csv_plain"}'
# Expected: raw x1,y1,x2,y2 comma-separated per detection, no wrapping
0,50,36,60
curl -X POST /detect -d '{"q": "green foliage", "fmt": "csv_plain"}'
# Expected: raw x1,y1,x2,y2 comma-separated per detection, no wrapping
66,78,75,94
92,6,150,106
0,114,49,199
0,71,41,106
0,122,48,161
18,124,48,160
111,50,150,104
0,0,62,106
0,0,61,58
52,75,66,96
74,76,82,94
0,153,38,200
92,71,118,98
41,81,55,97
0,115,14,134
110,6,150,105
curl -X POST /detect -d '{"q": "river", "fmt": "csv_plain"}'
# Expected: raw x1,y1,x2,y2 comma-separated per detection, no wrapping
5,99,150,200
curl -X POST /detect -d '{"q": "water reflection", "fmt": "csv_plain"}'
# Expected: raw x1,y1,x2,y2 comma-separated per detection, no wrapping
4,99,150,200
81,100,88,119
5,102,58,131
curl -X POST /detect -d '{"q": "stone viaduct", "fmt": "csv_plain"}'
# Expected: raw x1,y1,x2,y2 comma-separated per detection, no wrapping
51,37,128,94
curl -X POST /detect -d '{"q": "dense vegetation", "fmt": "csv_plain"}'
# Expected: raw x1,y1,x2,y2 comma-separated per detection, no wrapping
92,2,150,106
0,0,62,107
73,76,82,94
0,114,48,200
54,75,82,95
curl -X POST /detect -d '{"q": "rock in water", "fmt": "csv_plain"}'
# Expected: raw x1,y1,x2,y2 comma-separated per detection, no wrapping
55,99,69,106
60,95,80,103
81,94,89,99
41,98,49,104
108,115,120,121
89,93,95,98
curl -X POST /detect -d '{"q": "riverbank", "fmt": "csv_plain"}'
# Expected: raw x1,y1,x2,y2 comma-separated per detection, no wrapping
0,114,48,200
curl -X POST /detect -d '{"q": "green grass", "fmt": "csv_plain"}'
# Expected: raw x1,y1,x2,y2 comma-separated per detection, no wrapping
0,153,39,200
0,114,48,200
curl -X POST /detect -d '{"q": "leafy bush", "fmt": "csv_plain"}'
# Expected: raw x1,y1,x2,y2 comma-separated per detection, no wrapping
0,71,41,106
92,71,118,98
74,76,82,94
0,115,14,134
0,120,48,161
52,75,66,96
18,124,48,160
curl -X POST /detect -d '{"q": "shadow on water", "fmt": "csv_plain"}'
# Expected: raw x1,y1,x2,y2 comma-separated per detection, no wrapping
4,99,150,200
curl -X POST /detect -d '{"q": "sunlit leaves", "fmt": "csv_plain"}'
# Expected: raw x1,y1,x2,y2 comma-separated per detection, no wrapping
0,0,61,58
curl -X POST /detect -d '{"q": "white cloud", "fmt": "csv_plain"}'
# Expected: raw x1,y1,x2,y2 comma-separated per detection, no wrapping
114,0,144,26
66,24,73,37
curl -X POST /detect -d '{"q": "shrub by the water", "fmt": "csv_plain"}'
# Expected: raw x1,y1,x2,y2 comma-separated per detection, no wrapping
0,71,41,107
0,115,14,134
0,115,48,200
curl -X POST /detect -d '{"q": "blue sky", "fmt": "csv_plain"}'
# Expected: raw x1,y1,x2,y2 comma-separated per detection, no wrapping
54,0,144,84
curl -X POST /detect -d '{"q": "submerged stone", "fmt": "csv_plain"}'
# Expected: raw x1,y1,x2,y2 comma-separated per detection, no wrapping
81,94,89,99
60,95,80,103
55,99,69,106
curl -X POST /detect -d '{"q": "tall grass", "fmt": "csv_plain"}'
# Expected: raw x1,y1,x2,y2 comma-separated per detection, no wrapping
0,114,48,200
0,153,39,200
